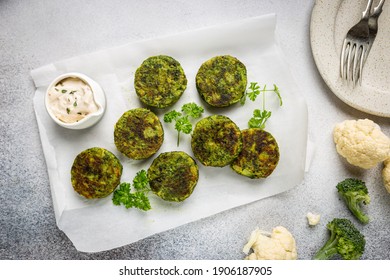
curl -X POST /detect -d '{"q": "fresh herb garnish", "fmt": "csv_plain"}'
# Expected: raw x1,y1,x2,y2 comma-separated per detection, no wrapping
181,102,204,118
242,82,260,103
242,82,282,129
112,170,151,211
73,101,77,107
163,110,182,123
248,109,271,129
175,115,192,135
61,89,67,94
241,82,282,106
66,108,70,114
164,102,204,146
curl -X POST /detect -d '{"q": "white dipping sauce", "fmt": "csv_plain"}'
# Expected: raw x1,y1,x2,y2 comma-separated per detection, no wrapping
47,77,99,123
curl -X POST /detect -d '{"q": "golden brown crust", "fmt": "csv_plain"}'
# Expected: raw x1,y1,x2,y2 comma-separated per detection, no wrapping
231,128,279,178
148,151,199,202
71,147,123,199
134,55,187,108
191,115,242,167
114,108,164,160
196,55,247,107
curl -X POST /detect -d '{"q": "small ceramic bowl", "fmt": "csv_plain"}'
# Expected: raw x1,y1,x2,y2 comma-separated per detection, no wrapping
45,72,106,130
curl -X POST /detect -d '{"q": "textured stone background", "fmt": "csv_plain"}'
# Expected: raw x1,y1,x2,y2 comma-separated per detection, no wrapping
1,0,389,260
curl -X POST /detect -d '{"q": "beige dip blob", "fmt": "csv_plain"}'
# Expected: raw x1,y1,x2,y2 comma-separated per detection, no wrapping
47,77,99,123
45,73,105,129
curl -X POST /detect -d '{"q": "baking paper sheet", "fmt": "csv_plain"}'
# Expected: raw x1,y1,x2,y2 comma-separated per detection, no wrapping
31,14,308,253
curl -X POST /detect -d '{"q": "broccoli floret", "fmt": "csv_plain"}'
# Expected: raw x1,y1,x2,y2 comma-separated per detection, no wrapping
314,218,365,260
336,178,370,224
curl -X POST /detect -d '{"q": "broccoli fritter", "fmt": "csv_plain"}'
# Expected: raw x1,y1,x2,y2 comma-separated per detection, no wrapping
134,55,187,108
196,55,247,107
147,151,199,202
114,108,164,160
71,147,123,199
231,128,280,179
191,115,242,167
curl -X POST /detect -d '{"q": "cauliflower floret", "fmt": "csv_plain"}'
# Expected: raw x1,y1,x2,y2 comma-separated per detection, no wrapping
333,119,390,169
243,226,297,260
383,159,390,193
306,212,321,226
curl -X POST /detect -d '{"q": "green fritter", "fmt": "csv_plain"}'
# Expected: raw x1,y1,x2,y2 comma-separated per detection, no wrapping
134,55,187,108
231,128,280,179
148,151,199,202
71,147,123,199
191,115,242,167
196,55,247,107
114,108,164,160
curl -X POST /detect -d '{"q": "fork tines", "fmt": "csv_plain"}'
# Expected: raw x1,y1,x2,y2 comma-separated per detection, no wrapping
340,0,373,86
340,38,369,85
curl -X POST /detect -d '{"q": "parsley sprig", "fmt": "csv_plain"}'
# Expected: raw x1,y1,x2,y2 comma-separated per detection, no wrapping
241,82,282,129
164,102,204,146
112,170,151,211
248,109,271,129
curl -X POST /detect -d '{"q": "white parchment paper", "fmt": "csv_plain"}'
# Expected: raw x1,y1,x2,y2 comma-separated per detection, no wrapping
31,14,308,253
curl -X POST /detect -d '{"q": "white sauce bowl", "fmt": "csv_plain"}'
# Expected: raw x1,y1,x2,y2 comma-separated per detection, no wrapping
45,72,106,129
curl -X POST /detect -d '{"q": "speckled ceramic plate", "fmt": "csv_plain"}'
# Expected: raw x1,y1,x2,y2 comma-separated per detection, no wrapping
310,0,390,118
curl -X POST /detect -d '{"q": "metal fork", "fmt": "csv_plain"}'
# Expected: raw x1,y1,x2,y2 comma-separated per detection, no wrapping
340,0,373,86
365,0,386,63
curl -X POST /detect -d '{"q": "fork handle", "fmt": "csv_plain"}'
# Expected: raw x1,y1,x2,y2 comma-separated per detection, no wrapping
371,0,386,18
362,0,374,19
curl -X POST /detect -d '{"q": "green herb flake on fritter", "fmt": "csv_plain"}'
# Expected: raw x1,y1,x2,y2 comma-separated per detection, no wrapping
196,55,247,107
191,115,242,167
147,151,199,202
114,108,164,160
134,55,187,108
231,128,280,179
71,147,123,199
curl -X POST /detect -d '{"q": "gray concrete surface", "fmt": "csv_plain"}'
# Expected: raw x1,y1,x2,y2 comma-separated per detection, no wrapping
1,0,389,260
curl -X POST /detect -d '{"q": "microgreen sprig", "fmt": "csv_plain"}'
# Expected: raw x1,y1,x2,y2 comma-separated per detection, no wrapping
241,82,283,129
164,102,204,146
241,82,282,106
248,109,271,130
